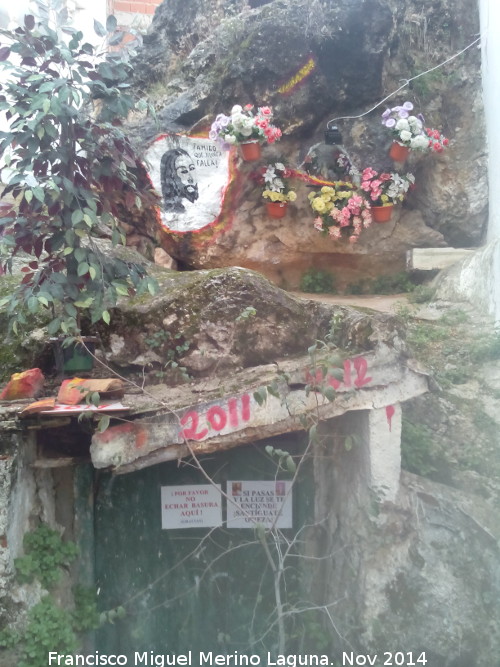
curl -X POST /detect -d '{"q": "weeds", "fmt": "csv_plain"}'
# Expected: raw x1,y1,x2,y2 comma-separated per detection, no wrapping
408,285,436,304
401,419,438,476
300,269,337,294
370,272,416,295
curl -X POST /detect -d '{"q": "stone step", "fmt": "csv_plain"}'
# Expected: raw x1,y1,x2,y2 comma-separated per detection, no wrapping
406,247,475,271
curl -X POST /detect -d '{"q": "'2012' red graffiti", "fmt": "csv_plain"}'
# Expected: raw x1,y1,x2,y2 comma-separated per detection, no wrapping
180,394,251,441
180,357,371,441
305,356,372,390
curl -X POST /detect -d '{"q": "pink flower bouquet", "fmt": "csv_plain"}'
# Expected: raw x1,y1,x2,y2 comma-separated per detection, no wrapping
210,104,282,149
309,182,372,244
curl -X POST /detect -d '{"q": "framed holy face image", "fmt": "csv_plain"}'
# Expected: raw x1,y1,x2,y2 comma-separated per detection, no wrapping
145,134,232,234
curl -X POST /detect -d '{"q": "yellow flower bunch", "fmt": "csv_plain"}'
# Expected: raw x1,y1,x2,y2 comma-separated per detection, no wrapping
263,189,297,203
308,183,354,214
261,163,297,203
308,179,373,244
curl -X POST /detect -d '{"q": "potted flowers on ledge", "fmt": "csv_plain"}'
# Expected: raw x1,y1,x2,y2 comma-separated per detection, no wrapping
382,102,430,162
261,163,297,218
309,182,372,243
360,168,415,222
382,101,449,162
425,127,449,153
210,104,282,161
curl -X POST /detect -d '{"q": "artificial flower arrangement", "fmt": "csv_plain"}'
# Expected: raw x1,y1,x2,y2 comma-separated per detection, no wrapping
259,162,297,218
382,101,449,159
425,127,449,153
308,182,372,243
261,163,297,203
358,167,415,222
360,167,415,206
381,102,429,151
210,104,282,148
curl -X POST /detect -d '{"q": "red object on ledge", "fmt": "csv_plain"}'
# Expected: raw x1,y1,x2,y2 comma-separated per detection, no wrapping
371,205,394,223
266,201,288,219
389,141,410,162
239,141,262,161
0,368,44,400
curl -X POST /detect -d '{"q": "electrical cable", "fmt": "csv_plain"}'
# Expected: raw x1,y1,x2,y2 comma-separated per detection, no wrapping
327,36,481,128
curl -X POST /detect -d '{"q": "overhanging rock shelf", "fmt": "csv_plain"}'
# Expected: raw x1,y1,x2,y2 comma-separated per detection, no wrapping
89,347,429,501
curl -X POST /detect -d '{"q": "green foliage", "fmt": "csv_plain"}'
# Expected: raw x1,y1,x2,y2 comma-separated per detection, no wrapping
401,419,437,477
264,445,296,473
14,524,78,588
72,585,101,632
253,386,268,406
408,284,436,304
344,280,365,295
407,322,448,350
0,626,20,649
236,306,257,322
468,329,500,363
0,8,157,335
300,269,336,294
145,330,192,382
370,272,415,295
18,596,78,667
394,302,415,324
2,523,108,665
438,308,469,326
144,330,171,349
345,272,420,296
294,609,331,652
99,605,127,626
410,67,449,101
304,340,344,404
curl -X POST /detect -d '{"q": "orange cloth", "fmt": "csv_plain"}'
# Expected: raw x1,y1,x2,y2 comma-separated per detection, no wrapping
0,368,45,400
57,378,125,405
19,398,56,417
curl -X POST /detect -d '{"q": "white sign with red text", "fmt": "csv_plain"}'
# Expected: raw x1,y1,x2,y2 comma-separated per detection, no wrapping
226,480,293,529
161,484,222,529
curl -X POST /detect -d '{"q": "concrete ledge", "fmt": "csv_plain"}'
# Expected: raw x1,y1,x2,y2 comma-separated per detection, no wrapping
90,349,429,474
407,247,476,271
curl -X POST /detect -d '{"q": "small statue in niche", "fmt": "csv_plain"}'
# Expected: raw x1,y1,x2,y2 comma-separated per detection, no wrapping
160,148,199,213
301,126,355,182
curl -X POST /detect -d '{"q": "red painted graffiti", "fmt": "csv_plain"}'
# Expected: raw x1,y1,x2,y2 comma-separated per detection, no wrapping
180,394,252,441
386,405,395,431
305,356,373,390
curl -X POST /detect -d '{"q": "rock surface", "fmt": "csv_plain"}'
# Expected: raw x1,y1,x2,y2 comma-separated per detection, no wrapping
127,0,486,286
94,262,405,380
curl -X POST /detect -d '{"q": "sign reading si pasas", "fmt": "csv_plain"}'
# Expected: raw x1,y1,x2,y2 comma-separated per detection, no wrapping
227,481,293,529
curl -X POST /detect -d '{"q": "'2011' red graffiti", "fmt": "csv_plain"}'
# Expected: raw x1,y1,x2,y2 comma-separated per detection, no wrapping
180,394,251,441
305,357,372,390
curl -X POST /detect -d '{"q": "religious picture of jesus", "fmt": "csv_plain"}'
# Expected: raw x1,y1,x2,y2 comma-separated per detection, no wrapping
145,134,231,233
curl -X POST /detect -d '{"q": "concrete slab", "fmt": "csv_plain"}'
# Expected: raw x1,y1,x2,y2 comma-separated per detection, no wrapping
90,349,429,475
407,247,475,271
290,292,409,314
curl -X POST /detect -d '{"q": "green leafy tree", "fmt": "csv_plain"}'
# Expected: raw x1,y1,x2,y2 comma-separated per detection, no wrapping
0,6,157,335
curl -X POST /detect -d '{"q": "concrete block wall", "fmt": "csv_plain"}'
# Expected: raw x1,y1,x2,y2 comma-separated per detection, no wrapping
110,0,159,15
107,0,161,33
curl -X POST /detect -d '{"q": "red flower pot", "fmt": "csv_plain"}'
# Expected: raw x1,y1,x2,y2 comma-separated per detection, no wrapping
239,141,262,161
371,205,394,223
266,201,288,219
389,141,410,162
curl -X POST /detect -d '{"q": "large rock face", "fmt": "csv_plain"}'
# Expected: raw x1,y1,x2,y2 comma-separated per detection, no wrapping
314,434,500,667
127,0,486,287
92,263,404,380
